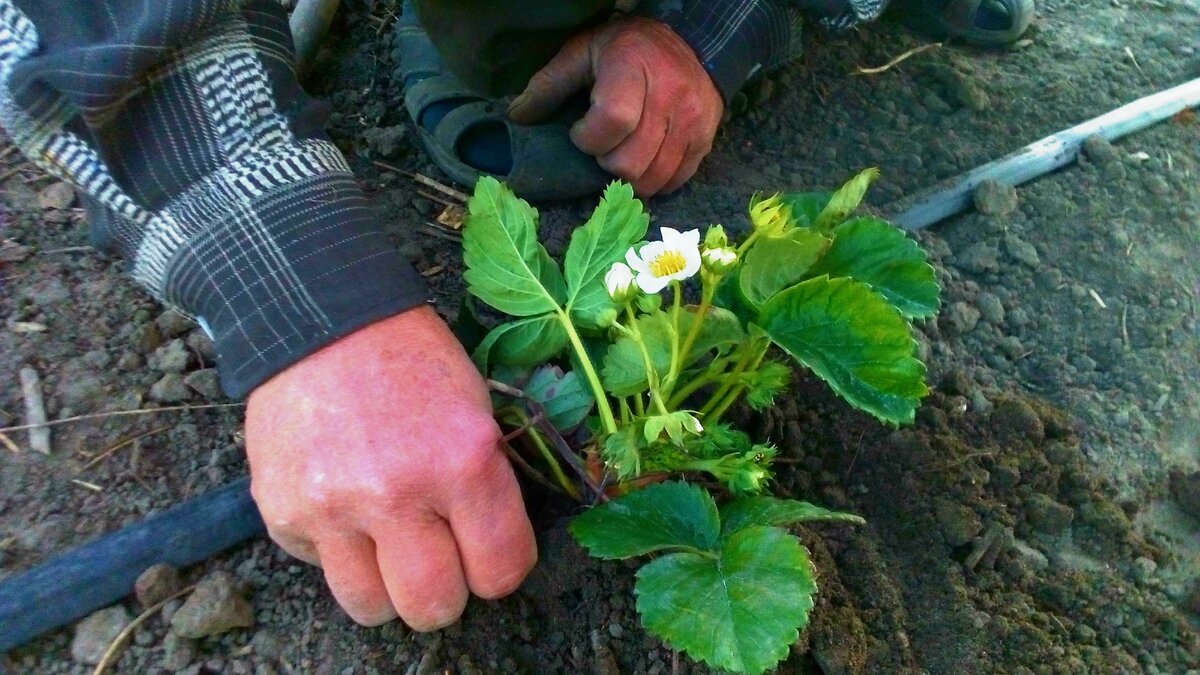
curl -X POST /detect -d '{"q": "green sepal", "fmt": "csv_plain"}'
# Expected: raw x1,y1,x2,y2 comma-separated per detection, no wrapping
643,411,703,445
600,425,644,480
720,496,865,537
812,167,879,232
741,361,793,411
569,481,720,559
564,182,650,329
463,177,567,316
738,228,830,307
635,526,816,675
760,275,928,424
807,216,940,319
471,314,567,371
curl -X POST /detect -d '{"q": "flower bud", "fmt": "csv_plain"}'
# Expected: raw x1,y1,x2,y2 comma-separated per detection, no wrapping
701,246,738,273
604,262,638,303
748,193,793,238
703,225,728,249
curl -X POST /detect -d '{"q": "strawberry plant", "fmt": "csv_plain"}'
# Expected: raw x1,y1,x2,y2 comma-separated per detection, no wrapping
460,169,939,674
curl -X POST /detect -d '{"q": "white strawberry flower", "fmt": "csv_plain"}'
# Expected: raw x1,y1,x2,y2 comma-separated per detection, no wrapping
624,227,702,294
701,246,738,273
604,262,638,302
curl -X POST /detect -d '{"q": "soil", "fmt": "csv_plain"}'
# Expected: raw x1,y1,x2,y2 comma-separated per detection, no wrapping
2,0,1199,673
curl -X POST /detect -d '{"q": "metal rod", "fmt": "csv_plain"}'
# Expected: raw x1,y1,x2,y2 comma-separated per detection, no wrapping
289,0,342,75
890,77,1200,231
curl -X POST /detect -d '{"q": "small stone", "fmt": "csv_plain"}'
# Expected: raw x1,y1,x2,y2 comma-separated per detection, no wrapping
951,77,989,112
921,90,953,114
956,241,1000,274
184,369,223,399
1025,494,1074,535
135,563,183,607
156,310,195,339
973,180,1019,216
1005,235,1041,268
170,571,253,639
362,125,407,158
38,182,76,210
149,339,191,374
129,322,164,355
57,373,106,411
1081,135,1119,163
1145,175,1171,196
1010,538,1049,571
116,352,144,371
946,301,981,334
161,632,196,670
21,276,71,306
150,373,192,403
976,292,1005,325
71,606,131,665
1132,556,1157,584
186,330,217,361
992,398,1045,443
935,498,983,547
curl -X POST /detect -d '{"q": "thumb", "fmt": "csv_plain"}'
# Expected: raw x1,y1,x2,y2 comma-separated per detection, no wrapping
508,33,594,124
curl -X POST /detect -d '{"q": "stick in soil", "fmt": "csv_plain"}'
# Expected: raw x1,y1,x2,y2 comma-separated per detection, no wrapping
18,366,50,454
90,585,196,675
0,402,244,434
854,43,942,75
79,425,172,471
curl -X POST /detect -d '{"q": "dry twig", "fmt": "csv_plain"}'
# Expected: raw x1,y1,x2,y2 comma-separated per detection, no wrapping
18,366,50,454
91,585,197,675
80,425,172,471
0,402,243,435
373,161,469,202
854,43,942,76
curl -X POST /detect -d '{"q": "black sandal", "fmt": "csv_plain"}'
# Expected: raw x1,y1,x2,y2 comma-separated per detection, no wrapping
903,0,1035,46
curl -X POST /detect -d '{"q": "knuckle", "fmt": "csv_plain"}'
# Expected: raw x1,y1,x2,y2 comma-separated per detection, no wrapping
597,101,640,135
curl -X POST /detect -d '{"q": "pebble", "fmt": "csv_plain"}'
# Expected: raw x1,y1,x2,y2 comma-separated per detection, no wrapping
976,292,1005,324
955,241,1000,274
974,180,1019,216
135,563,184,608
992,398,1045,443
38,181,76,210
156,310,195,339
71,605,131,665
149,339,191,374
946,301,981,334
170,571,254,639
590,630,621,675
184,368,223,399
150,373,193,403
363,125,407,158
129,323,164,355
1025,494,1075,535
951,77,990,112
1004,235,1041,267
1081,135,1120,164
935,498,983,547
186,329,217,361
21,276,71,306
1132,556,1158,584
161,632,196,671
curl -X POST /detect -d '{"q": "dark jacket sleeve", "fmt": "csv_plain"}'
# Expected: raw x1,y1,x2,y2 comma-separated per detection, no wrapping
0,0,429,398
637,0,890,103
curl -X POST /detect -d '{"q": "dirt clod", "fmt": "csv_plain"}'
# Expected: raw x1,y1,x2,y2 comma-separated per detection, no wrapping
1025,494,1075,535
70,605,130,665
973,180,1019,216
134,563,183,608
170,571,253,639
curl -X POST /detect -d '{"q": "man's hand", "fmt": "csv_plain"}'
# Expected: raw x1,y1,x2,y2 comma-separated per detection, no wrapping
245,306,536,630
507,16,723,197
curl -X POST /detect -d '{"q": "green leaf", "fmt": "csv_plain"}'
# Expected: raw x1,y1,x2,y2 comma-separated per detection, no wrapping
463,177,567,316
601,425,644,480
738,228,830,307
635,526,816,675
602,308,746,396
523,365,594,432
471,314,568,370
807,216,940,319
720,497,865,537
760,276,928,424
570,482,720,559
779,192,830,228
813,168,879,232
714,270,759,327
564,182,650,329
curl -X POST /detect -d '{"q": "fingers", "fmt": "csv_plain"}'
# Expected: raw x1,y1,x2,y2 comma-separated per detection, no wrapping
569,62,648,156
508,33,593,124
318,534,398,626
444,451,537,599
661,139,710,195
374,514,469,632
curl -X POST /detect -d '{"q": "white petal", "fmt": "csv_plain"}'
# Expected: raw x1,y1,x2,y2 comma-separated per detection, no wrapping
625,246,649,274
636,272,670,294
679,246,702,279
681,229,701,248
659,227,682,247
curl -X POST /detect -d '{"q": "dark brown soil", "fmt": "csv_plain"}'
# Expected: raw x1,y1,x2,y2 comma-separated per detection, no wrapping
2,0,1198,673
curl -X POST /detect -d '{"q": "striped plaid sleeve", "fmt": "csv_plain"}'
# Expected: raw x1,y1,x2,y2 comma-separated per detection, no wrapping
0,0,429,398
637,0,889,103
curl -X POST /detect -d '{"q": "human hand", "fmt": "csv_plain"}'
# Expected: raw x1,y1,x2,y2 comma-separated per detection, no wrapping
244,306,536,630
507,16,723,197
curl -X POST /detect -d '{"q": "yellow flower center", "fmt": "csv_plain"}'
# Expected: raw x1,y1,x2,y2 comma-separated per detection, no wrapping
648,250,687,277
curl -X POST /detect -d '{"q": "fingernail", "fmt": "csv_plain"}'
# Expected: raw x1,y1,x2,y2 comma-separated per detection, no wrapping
507,93,528,112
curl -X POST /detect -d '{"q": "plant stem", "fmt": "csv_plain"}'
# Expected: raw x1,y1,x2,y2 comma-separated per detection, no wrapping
557,309,618,434
675,284,714,383
666,282,682,392
699,339,767,418
705,344,769,423
626,306,671,416
736,230,761,256
526,427,581,500
667,371,720,409
633,393,645,417
618,398,633,424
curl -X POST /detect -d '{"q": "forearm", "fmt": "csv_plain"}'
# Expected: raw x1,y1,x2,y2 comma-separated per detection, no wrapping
0,0,429,398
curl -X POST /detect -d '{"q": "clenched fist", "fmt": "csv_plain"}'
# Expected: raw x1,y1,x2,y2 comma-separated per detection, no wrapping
508,16,724,196
245,306,536,630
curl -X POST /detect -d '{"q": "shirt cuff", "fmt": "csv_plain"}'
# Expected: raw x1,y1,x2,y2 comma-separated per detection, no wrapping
637,0,800,104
